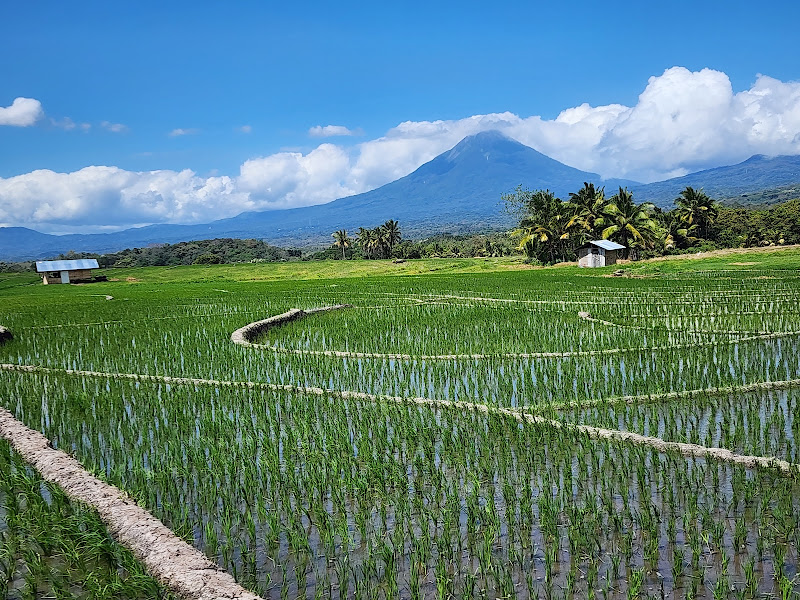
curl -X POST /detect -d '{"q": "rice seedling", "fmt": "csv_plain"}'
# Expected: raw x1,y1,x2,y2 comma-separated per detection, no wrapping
0,439,176,599
0,258,798,597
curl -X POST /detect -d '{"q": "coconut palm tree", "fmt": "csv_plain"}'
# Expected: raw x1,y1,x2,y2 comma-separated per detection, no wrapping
675,187,718,239
367,227,388,259
601,188,659,256
512,190,572,263
331,229,350,260
663,212,697,250
355,227,372,258
567,182,609,241
382,220,401,256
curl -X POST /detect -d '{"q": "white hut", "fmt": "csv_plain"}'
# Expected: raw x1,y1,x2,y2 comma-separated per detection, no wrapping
35,259,100,284
577,240,625,268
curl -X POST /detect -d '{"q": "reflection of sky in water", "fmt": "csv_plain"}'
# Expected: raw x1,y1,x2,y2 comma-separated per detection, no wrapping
575,388,799,463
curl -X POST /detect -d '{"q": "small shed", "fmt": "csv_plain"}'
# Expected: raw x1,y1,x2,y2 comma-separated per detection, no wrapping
35,259,100,284
577,240,625,268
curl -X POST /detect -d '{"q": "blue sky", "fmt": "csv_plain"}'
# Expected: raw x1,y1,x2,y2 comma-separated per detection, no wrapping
2,0,800,232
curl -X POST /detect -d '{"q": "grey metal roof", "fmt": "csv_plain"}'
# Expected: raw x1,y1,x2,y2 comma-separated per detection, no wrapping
587,240,626,251
36,259,100,272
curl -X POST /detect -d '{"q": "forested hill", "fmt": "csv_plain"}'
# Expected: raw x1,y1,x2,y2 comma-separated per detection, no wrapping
58,238,298,268
633,154,800,206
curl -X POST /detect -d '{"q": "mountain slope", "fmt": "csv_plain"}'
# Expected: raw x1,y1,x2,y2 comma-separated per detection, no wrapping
214,130,635,238
4,136,800,262
1,131,633,260
633,154,800,206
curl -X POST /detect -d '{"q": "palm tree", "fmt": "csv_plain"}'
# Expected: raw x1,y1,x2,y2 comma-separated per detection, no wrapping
675,187,718,239
368,227,388,259
355,227,372,258
567,182,608,241
382,220,401,256
512,190,573,263
331,229,350,260
663,212,697,250
601,188,659,256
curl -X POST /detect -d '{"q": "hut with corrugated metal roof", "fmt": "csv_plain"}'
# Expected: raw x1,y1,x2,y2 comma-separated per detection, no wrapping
35,259,100,284
577,240,625,268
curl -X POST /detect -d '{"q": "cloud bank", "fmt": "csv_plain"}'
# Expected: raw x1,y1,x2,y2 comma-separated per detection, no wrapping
0,97,43,127
2,67,800,232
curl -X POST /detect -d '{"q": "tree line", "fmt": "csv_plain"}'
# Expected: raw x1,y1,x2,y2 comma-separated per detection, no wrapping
329,220,517,260
325,191,800,264
332,220,402,260
41,238,299,269
715,199,800,248
505,183,727,264
3,192,796,274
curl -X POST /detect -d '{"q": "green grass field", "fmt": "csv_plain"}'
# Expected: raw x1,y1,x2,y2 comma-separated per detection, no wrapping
1,248,799,599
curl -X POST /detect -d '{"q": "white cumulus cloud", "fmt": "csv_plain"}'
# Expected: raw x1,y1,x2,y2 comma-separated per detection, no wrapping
0,97,43,127
0,167,251,232
238,143,358,209
309,124,360,137
2,67,800,232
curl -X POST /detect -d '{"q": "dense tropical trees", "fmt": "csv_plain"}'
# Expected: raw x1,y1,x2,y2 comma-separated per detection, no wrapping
321,183,799,264
507,185,665,263
714,199,800,247
355,227,373,258
601,187,660,256
675,187,718,239
376,227,391,256
567,183,610,243
337,221,401,259
663,212,697,250
507,189,573,263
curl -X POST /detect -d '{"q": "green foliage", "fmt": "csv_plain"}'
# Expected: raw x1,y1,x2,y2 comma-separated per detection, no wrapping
193,252,221,265
715,198,800,248
327,220,514,260
352,222,393,259
52,238,299,268
675,186,718,240
331,229,351,260
508,181,800,263
505,184,661,263
0,261,33,273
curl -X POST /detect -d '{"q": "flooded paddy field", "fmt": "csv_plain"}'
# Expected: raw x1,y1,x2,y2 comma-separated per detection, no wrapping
0,257,799,598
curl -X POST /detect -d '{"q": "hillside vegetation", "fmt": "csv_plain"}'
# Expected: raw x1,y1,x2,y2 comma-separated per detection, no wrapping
505,184,800,264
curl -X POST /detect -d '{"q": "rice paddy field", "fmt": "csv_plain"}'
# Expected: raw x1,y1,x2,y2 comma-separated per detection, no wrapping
0,250,799,599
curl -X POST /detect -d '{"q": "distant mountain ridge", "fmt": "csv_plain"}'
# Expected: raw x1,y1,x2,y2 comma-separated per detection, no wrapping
630,154,800,206
2,131,800,261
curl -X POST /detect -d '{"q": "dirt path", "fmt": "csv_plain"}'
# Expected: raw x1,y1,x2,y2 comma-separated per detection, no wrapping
0,407,263,600
230,305,351,346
